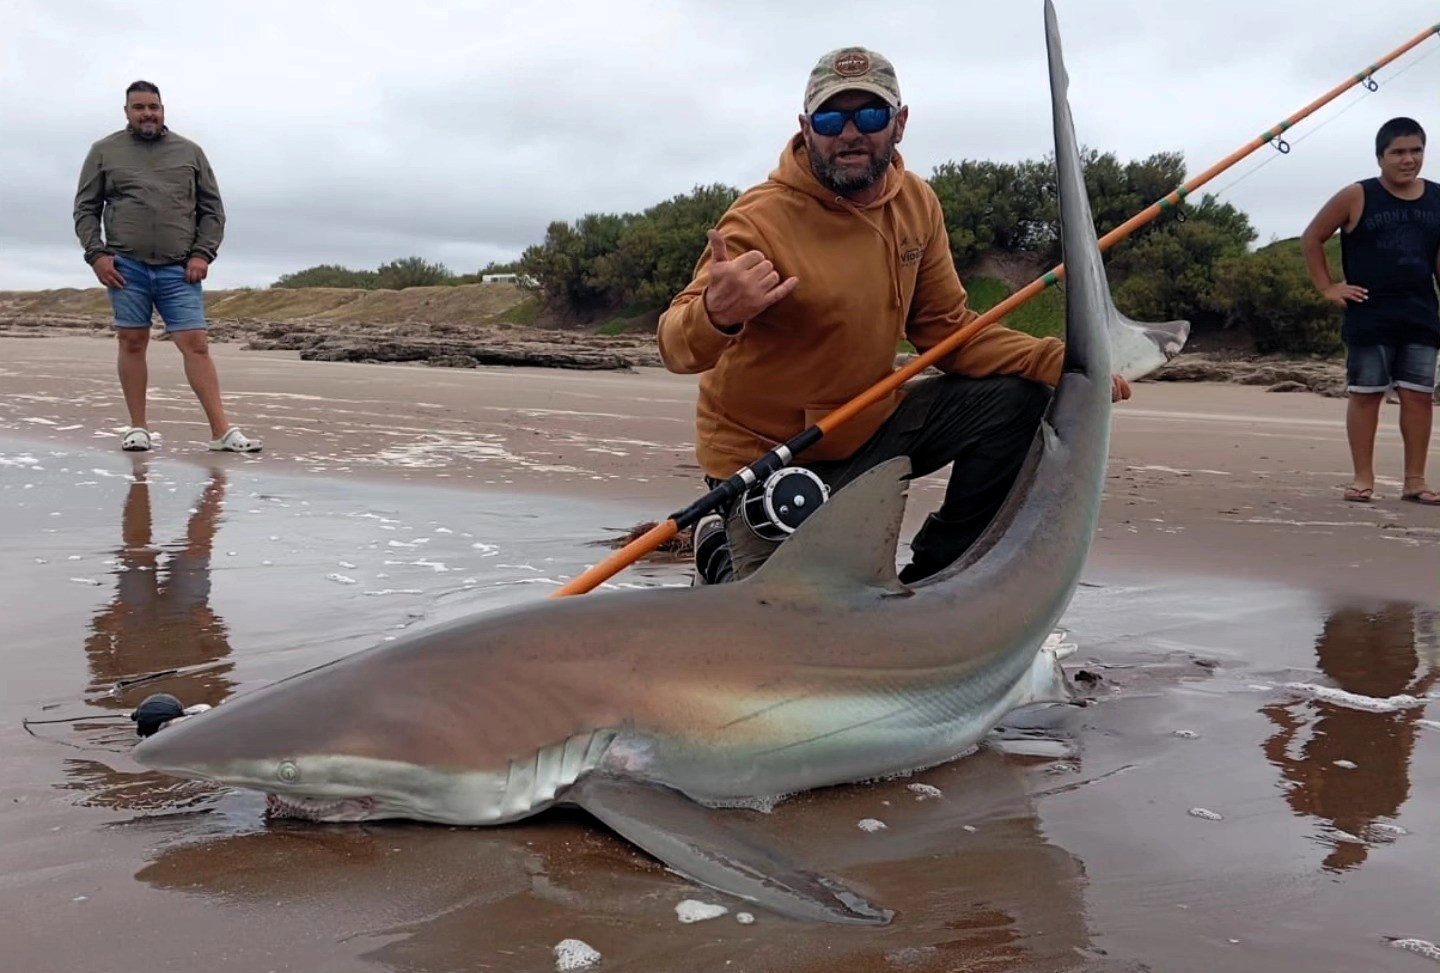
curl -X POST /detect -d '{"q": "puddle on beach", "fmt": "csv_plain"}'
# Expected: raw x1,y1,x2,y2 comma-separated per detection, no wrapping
2,435,1438,973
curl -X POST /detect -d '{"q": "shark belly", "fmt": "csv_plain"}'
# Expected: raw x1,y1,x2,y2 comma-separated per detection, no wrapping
631,622,1072,806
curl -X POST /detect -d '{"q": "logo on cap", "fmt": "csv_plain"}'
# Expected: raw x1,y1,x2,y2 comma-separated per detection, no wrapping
834,52,870,77
804,46,901,114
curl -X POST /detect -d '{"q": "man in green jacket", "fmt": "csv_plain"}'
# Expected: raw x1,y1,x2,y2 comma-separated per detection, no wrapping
73,80,260,453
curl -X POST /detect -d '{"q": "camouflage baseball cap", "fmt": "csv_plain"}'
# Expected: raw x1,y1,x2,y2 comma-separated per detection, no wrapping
804,46,901,115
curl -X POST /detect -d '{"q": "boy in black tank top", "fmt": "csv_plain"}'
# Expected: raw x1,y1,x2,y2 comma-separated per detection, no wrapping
1301,116,1440,506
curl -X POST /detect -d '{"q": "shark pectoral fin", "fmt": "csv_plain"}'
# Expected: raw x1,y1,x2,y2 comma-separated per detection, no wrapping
568,773,893,926
744,456,913,598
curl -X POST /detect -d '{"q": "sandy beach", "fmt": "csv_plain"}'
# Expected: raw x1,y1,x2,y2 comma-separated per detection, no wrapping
5,334,1435,600
2,332,1438,972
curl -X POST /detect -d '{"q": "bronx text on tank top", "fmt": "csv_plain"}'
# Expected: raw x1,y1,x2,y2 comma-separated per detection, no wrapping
1339,177,1440,347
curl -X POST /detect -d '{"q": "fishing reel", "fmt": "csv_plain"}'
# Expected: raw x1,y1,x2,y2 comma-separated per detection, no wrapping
741,467,829,541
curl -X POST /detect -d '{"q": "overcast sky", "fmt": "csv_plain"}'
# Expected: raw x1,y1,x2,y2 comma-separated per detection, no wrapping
5,0,1440,290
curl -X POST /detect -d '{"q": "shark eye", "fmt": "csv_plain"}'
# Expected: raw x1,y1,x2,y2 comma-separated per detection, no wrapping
277,760,300,784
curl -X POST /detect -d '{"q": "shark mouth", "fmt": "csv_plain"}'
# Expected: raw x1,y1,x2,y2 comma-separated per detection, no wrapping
264,792,377,822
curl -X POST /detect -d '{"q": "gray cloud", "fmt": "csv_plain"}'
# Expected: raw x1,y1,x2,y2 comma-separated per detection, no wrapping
4,0,1439,289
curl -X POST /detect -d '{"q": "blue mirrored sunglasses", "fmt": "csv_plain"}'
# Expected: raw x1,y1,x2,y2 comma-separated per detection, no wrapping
809,105,893,138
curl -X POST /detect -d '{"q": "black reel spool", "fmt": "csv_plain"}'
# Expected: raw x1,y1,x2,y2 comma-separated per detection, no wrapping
741,467,829,542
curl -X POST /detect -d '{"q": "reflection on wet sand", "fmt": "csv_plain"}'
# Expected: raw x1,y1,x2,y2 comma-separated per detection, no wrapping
1261,603,1440,872
83,459,236,707
132,729,1097,971
2,433,1429,971
62,460,237,812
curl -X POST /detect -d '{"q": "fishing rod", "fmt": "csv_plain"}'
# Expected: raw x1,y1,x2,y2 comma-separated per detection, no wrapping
551,19,1440,599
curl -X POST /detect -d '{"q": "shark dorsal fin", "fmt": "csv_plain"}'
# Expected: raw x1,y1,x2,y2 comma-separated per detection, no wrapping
742,456,912,598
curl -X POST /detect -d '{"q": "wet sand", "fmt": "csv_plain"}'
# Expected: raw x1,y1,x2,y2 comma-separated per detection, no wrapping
2,334,1438,972
3,335,1436,602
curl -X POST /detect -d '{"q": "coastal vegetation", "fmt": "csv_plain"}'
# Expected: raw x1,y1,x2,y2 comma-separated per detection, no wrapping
271,148,1347,355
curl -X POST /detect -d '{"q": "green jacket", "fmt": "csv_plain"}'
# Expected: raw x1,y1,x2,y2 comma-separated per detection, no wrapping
73,127,225,267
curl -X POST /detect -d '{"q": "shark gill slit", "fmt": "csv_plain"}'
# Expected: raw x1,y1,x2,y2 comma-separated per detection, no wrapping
502,728,619,815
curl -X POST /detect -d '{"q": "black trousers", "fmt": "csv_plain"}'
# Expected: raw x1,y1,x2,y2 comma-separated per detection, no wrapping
704,373,1051,585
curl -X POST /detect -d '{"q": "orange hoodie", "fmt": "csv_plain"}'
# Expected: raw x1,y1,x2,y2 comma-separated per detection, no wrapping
657,134,1065,479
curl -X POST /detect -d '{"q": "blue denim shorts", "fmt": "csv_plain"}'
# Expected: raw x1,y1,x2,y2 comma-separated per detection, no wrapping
108,254,208,332
1346,342,1439,393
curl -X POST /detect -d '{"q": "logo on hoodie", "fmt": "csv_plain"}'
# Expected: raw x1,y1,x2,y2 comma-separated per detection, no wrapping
899,237,925,266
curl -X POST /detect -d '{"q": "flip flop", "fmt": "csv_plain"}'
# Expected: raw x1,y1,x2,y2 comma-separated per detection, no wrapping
1343,486,1373,503
1401,489,1440,506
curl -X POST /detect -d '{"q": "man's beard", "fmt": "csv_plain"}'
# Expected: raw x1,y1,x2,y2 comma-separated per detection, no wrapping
807,134,896,194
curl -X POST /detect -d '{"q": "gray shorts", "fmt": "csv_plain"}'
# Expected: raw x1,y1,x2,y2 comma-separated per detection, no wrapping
1345,342,1439,394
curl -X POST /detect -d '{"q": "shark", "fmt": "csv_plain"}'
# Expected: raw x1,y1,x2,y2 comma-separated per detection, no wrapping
132,0,1189,926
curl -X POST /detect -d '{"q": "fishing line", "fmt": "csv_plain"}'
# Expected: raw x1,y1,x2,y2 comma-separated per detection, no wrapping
22,714,131,726
1206,41,1440,204
20,713,132,751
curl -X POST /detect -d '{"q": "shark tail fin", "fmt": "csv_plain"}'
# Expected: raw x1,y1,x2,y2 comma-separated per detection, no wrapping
1110,312,1189,381
1044,0,1190,385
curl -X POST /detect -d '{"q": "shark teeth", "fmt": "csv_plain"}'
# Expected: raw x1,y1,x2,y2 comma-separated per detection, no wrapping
264,793,377,822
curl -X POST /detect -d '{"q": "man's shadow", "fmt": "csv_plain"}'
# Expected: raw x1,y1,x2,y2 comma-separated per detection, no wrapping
1261,602,1439,872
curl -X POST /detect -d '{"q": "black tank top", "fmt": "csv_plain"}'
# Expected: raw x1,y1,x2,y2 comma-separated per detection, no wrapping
1340,177,1440,346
